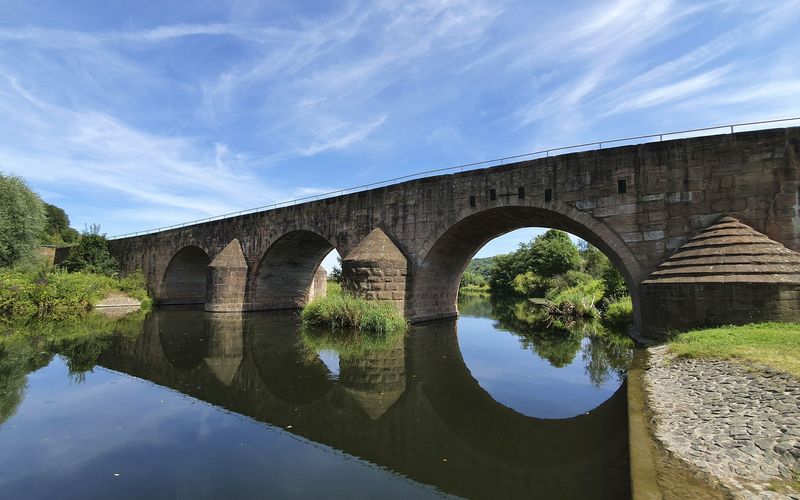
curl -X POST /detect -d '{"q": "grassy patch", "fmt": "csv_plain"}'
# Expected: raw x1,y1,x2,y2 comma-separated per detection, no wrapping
602,295,633,331
326,280,342,297
301,292,406,335
668,322,800,377
767,468,799,494
0,268,150,320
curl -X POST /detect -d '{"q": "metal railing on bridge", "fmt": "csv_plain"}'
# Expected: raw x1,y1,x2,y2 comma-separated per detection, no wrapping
109,116,800,239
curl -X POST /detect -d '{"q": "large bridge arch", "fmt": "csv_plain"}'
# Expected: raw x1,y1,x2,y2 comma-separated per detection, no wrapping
250,230,337,310
157,245,211,305
411,203,643,327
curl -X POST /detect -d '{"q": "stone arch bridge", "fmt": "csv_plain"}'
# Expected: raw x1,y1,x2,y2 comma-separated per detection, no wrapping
109,127,800,338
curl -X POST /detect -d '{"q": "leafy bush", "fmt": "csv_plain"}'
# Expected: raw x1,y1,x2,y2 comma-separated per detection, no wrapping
302,293,406,335
460,270,488,288
513,271,551,297
117,271,151,307
548,278,605,318
41,203,80,245
603,296,633,331
62,225,118,276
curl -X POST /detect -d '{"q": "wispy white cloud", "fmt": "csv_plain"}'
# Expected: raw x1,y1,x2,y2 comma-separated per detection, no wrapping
0,0,798,236
0,74,280,233
299,115,388,156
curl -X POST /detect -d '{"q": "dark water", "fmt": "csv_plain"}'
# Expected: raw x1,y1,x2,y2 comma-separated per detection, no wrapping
0,296,632,499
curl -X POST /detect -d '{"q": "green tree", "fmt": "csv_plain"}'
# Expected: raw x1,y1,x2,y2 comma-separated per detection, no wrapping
488,252,526,291
527,230,581,278
42,203,79,245
329,256,342,282
460,270,487,288
63,224,119,276
578,241,607,277
488,230,581,292
601,260,628,299
0,173,47,267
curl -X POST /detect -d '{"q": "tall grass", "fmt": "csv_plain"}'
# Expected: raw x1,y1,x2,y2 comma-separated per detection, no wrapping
302,291,406,335
546,278,605,318
602,295,633,331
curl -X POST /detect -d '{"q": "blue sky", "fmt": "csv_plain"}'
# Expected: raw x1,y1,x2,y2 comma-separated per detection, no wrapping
2,1,800,270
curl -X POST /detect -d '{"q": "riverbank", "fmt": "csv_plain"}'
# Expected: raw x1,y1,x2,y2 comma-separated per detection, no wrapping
642,344,800,498
0,268,149,321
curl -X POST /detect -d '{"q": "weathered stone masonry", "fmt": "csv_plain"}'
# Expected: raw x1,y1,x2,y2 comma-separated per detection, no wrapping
108,127,800,338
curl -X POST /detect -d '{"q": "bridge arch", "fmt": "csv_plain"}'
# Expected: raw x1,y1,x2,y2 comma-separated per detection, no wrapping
251,230,336,310
411,204,642,327
158,245,211,305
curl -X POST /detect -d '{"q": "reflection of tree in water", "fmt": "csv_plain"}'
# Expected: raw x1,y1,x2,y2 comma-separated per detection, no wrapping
485,295,633,386
457,292,494,318
56,336,116,382
0,312,146,422
0,340,53,425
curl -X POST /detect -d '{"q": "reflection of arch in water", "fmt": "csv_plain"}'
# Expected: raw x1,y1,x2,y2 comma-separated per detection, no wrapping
246,312,334,404
157,309,210,371
158,246,210,305
410,319,628,469
251,230,335,310
98,309,628,498
413,205,640,326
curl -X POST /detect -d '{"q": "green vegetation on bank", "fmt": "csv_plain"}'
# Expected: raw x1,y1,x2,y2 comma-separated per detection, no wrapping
0,268,150,320
0,172,150,323
668,322,800,377
603,296,634,330
303,281,407,335
459,229,632,326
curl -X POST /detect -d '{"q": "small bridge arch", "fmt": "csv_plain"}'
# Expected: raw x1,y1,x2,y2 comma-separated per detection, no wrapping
158,245,211,305
250,229,337,310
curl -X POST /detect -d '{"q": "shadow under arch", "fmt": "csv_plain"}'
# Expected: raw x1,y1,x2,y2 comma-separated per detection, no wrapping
412,204,642,327
251,230,335,310
409,319,629,469
157,308,210,372
245,311,335,404
158,246,210,305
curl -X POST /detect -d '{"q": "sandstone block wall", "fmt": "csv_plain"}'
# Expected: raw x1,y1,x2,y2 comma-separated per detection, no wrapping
642,283,800,336
108,127,800,334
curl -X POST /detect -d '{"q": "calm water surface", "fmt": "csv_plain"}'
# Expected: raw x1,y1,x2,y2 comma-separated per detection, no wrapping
0,295,632,499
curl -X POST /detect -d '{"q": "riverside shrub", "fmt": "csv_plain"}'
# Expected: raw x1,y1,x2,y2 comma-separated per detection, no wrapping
548,278,605,318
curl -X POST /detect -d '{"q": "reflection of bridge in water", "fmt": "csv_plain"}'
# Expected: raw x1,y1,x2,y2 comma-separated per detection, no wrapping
99,310,629,499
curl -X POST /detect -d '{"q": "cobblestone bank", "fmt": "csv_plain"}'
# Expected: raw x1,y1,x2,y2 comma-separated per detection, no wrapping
645,346,800,499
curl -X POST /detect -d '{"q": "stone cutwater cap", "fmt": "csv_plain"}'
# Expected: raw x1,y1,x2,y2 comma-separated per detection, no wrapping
643,216,800,284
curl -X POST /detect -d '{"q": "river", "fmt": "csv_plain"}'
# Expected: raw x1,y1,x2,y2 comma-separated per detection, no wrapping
0,295,632,499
